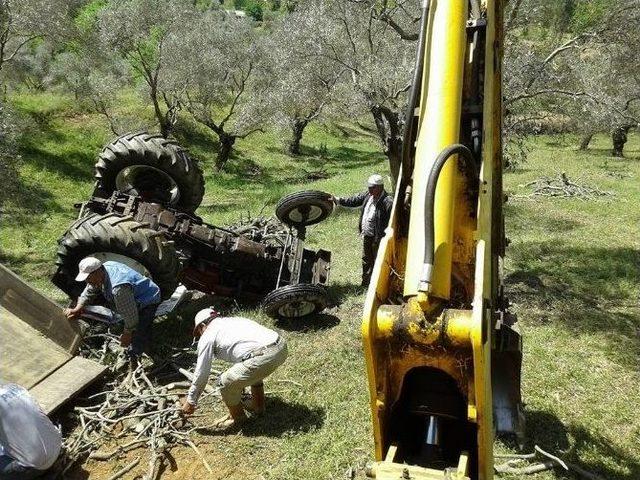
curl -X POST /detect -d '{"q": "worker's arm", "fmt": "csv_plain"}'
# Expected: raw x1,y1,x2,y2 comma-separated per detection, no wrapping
65,284,101,319
184,341,215,411
78,284,101,307
335,191,368,208
112,285,138,347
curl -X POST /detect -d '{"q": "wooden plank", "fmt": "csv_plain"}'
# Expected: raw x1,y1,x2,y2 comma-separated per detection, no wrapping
0,306,70,389
30,356,107,415
0,264,81,353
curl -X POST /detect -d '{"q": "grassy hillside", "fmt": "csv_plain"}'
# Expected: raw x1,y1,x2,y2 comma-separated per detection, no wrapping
1,91,638,479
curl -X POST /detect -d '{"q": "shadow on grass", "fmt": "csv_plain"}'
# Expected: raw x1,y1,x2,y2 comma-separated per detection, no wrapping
243,397,325,437
514,410,640,480
578,147,640,159
327,280,366,306
16,107,96,182
199,398,325,438
271,144,384,172
276,312,340,332
0,249,57,278
0,170,63,220
506,241,640,367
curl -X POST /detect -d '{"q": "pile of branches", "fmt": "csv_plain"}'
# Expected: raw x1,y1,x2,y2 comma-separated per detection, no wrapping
226,213,290,246
517,172,612,199
59,332,219,479
495,445,604,480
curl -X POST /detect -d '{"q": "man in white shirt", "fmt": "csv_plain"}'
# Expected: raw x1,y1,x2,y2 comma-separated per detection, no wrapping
0,383,62,479
181,308,288,429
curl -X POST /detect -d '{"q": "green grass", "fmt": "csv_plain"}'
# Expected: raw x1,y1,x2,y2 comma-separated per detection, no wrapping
498,133,640,479
1,90,639,479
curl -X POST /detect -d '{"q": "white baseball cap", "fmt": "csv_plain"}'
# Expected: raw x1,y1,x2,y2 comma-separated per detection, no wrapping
75,256,103,281
193,307,220,336
367,174,384,187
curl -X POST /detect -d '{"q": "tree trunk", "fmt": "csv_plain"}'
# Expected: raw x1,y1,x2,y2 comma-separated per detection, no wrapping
216,133,236,170
150,83,171,138
579,132,594,150
288,118,308,155
370,105,402,185
611,126,630,157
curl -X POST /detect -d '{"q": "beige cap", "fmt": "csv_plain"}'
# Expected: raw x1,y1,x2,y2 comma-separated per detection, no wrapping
367,174,384,187
75,257,103,281
193,307,220,336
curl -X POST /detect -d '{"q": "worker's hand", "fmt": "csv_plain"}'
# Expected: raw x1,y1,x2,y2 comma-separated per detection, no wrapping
181,398,196,415
328,195,336,204
120,329,133,347
64,305,83,320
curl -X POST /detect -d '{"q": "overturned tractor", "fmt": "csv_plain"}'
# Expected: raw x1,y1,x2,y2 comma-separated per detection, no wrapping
52,132,334,319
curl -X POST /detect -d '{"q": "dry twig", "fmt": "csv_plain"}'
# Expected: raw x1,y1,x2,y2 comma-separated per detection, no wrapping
515,172,612,199
58,330,219,480
495,445,604,479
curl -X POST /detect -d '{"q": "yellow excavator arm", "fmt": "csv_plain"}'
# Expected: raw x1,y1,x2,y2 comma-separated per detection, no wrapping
362,1,523,479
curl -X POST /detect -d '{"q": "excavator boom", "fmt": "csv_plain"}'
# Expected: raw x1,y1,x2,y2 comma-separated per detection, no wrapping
362,1,523,479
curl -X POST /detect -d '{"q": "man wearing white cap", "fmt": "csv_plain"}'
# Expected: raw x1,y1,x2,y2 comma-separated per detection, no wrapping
330,174,393,286
181,308,288,429
64,257,161,361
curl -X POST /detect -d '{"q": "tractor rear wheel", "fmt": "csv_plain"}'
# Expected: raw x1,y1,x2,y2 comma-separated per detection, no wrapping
52,213,180,300
95,132,205,212
262,283,328,319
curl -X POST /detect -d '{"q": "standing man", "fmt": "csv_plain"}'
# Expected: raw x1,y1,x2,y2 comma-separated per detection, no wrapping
181,308,288,430
331,174,393,286
0,382,61,479
64,257,161,363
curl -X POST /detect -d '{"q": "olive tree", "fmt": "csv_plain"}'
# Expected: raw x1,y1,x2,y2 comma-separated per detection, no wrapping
0,0,72,80
264,18,344,155
289,0,415,182
164,12,265,170
50,50,133,135
96,0,200,137
503,0,640,154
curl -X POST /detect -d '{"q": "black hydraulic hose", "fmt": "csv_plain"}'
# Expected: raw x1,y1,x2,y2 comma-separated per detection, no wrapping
418,144,479,292
400,0,430,181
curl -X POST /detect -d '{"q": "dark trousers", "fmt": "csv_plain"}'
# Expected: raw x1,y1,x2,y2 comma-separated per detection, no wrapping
129,303,158,358
362,236,381,286
0,456,44,480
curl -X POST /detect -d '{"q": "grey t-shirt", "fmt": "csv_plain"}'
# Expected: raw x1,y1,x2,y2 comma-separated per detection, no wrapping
0,383,61,469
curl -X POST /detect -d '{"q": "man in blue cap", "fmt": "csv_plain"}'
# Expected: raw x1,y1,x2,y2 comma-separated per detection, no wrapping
65,257,161,362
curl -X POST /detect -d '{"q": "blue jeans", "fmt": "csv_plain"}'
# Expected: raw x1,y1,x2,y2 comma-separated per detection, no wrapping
129,303,158,358
0,455,44,480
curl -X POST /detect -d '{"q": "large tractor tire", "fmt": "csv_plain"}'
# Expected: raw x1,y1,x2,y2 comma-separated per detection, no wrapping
262,284,328,319
95,132,205,212
52,213,180,300
275,190,334,228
